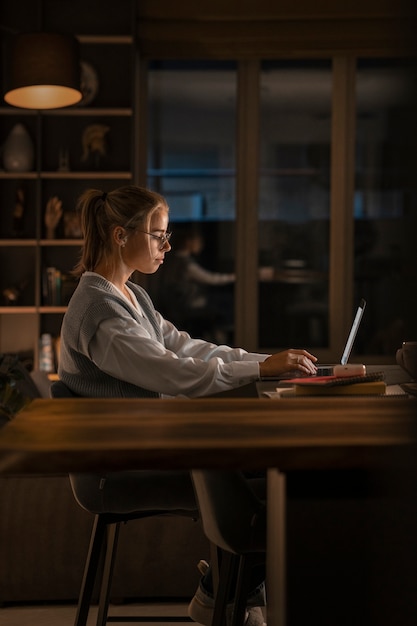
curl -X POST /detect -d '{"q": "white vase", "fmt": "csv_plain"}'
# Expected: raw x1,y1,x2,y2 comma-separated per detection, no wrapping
2,123,34,172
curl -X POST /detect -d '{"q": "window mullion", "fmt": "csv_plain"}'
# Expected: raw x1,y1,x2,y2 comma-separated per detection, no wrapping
235,60,260,350
329,56,357,358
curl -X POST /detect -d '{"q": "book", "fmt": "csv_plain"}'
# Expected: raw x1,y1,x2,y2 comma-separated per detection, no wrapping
292,380,387,396
43,266,62,306
278,371,387,396
282,371,385,387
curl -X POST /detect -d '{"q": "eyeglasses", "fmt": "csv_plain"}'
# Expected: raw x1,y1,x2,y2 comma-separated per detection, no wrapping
138,230,172,250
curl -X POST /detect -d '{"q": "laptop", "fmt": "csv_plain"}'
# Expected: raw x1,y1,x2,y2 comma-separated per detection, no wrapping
316,298,366,376
260,298,367,381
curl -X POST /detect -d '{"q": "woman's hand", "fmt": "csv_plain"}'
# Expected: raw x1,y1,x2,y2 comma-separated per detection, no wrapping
259,349,318,378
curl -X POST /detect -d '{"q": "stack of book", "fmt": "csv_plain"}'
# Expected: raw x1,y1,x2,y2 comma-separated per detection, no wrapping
42,267,61,306
42,268,78,306
281,371,386,396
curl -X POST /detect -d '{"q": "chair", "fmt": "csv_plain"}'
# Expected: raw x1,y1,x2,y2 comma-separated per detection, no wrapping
50,380,197,626
191,470,266,626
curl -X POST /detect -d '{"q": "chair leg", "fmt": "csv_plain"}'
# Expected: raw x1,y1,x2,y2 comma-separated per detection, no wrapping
214,553,263,626
212,551,239,626
210,543,222,595
96,522,121,626
74,515,108,626
74,514,195,626
231,556,252,626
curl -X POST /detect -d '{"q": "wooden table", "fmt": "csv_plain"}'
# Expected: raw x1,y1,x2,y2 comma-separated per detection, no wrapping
0,396,415,474
0,395,416,626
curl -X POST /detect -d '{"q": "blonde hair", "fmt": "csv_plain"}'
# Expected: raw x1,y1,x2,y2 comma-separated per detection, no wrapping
73,185,168,277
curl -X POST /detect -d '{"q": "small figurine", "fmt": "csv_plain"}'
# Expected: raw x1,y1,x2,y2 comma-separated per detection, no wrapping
81,124,110,168
44,196,63,239
3,277,28,305
13,187,25,236
58,147,70,172
64,211,82,238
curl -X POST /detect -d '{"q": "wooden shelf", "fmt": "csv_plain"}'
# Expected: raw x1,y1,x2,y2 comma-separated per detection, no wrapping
40,171,132,180
40,239,83,247
0,172,38,180
0,239,37,246
39,307,68,314
0,12,136,368
43,108,133,117
0,107,132,117
0,307,37,314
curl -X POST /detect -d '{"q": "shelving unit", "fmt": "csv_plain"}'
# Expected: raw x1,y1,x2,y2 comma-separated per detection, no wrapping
0,13,136,370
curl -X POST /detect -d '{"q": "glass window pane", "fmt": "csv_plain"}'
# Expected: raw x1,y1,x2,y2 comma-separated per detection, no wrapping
146,61,237,343
258,60,332,348
354,59,417,356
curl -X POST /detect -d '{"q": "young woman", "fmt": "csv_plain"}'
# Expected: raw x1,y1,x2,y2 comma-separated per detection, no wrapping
58,185,317,626
58,185,317,398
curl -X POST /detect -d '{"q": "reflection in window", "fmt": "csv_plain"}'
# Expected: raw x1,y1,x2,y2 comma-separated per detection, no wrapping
354,59,417,356
146,61,237,343
258,60,332,349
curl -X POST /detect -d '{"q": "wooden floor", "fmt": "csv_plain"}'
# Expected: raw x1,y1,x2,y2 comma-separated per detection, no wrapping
0,601,192,626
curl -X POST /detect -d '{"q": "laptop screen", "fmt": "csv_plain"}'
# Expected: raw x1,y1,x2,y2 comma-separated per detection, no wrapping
341,299,366,365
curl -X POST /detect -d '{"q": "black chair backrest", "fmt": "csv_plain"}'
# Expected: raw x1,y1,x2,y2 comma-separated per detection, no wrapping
191,470,266,555
50,380,78,398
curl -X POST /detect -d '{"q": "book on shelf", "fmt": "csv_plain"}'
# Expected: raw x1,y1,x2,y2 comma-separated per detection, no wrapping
42,267,61,306
42,267,78,306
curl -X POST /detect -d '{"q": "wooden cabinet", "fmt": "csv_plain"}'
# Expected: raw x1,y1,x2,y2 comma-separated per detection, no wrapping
0,3,136,370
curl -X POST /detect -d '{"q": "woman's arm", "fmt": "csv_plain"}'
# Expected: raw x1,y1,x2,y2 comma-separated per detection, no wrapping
89,314,262,398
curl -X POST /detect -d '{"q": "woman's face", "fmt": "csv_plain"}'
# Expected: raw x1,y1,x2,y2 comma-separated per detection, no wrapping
123,208,171,274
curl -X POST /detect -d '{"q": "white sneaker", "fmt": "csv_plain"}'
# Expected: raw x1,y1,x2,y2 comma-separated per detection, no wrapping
188,560,266,626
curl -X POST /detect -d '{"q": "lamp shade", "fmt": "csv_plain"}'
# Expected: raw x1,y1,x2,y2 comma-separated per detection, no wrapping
3,32,82,109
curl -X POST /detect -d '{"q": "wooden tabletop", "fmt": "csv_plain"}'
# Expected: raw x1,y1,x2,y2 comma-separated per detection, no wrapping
0,396,416,474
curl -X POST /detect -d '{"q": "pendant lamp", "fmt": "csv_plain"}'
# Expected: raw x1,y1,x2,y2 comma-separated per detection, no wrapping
3,32,82,109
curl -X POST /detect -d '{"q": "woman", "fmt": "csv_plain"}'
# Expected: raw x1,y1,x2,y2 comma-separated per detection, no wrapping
59,185,317,398
58,185,317,626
